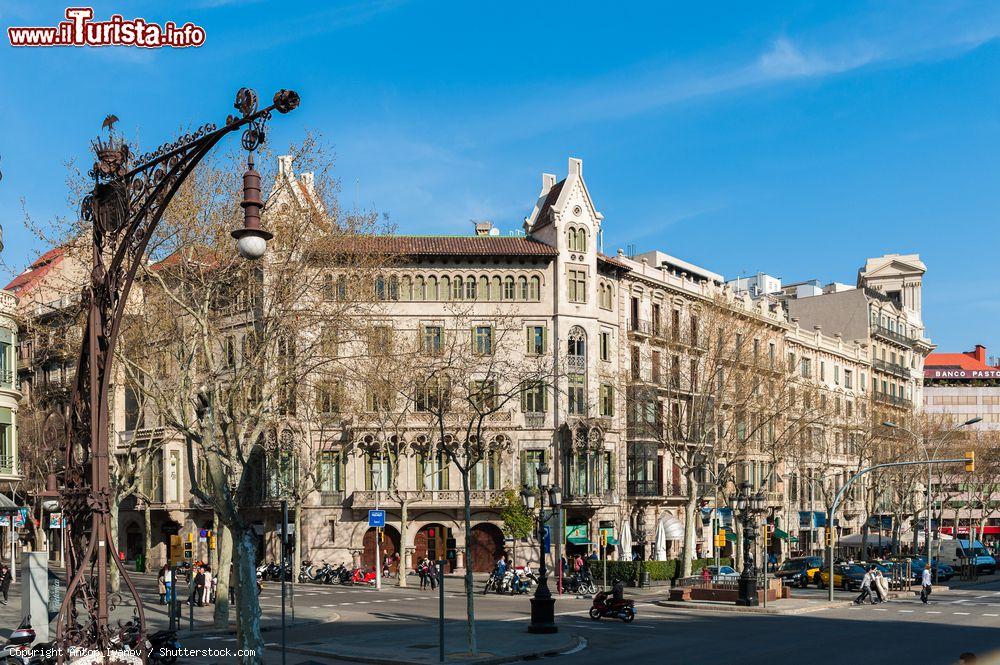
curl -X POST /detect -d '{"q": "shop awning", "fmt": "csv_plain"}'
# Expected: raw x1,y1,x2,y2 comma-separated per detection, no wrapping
606,537,618,546
725,531,738,543
567,536,592,546
774,528,799,543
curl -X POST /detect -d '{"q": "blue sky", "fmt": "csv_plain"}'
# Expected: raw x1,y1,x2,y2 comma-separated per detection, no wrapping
1,1,999,355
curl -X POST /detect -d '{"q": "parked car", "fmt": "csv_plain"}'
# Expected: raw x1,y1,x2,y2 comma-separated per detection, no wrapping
705,565,739,580
816,563,867,591
774,556,824,588
904,557,955,582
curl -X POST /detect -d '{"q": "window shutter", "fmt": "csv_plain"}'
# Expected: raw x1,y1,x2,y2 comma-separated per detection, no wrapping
339,453,347,492
470,327,476,352
525,327,532,354
365,455,372,491
416,455,425,491
607,452,616,490
542,326,548,353
442,454,450,490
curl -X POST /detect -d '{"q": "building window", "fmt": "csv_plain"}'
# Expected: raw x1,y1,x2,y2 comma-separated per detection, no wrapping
568,374,586,415
600,384,615,417
418,450,449,490
800,357,812,379
416,377,450,412
366,385,393,412
466,277,478,300
529,275,540,301
473,326,493,355
834,365,840,385
522,382,547,413
526,326,546,356
366,452,393,491
319,451,344,492
315,380,342,415
369,326,391,355
599,331,612,362
503,276,516,301
519,276,529,301
471,380,497,411
566,449,612,496
471,453,500,490
320,326,339,357
521,450,545,488
568,269,587,303
844,369,853,390
421,326,443,355
452,276,464,300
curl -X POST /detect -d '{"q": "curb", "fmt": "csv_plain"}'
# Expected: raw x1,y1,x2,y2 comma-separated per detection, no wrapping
177,613,339,639
284,633,584,665
654,599,854,615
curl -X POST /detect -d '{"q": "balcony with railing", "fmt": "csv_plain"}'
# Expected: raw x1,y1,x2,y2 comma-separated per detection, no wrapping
522,412,547,429
348,489,502,509
562,490,618,507
873,357,910,379
566,355,587,372
627,480,684,498
873,391,912,409
628,319,652,338
0,369,13,388
0,454,17,477
873,325,914,347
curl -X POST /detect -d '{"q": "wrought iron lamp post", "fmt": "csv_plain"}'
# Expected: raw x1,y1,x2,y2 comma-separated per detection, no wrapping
521,464,561,633
55,87,299,662
734,481,766,607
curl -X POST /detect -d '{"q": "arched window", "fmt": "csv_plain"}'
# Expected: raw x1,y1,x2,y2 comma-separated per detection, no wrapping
568,326,587,360
441,276,451,300
466,275,478,300
337,275,347,300
567,326,588,413
519,276,529,301
479,275,489,301
427,276,438,300
503,276,515,301
567,227,577,250
388,276,399,301
374,276,386,300
453,276,464,300
415,276,426,301
400,275,412,301
578,228,587,251
529,275,540,301
491,276,502,301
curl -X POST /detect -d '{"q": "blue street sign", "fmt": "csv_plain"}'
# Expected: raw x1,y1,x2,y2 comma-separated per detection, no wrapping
368,510,385,528
543,525,551,553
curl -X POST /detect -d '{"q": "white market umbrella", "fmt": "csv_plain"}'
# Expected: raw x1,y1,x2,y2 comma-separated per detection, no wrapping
618,519,633,560
655,520,668,561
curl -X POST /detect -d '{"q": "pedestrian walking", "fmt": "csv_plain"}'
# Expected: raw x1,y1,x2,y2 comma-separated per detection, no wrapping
202,565,213,605
428,560,438,590
0,564,11,605
418,559,428,590
164,566,173,604
855,567,875,605
920,564,933,604
871,568,886,603
193,565,206,607
875,568,889,603
157,565,167,605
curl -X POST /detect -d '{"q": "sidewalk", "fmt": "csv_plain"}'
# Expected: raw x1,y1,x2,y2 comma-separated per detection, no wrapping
656,595,853,615
284,620,581,665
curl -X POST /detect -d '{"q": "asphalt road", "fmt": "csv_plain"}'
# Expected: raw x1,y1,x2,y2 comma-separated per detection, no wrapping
173,577,1000,665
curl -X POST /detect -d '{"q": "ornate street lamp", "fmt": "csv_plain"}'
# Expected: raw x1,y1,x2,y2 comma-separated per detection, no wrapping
734,481,765,607
526,463,560,634
55,87,299,662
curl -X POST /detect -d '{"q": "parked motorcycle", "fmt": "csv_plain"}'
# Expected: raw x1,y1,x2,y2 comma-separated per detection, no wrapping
350,567,377,586
589,590,635,623
1,617,56,665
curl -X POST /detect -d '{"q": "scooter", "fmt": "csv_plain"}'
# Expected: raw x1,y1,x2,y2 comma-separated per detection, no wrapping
2,617,57,665
350,567,377,586
589,590,635,623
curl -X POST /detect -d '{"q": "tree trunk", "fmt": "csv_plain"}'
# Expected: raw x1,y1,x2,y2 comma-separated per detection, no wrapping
110,501,120,594
398,500,408,587
680,490,698,577
143,505,152,569
214,522,234,628
461,469,478,656
233,526,265,664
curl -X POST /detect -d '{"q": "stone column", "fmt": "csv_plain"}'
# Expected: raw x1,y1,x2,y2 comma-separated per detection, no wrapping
20,552,48,643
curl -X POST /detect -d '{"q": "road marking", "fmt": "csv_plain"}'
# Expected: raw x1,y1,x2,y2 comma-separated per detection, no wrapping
984,613,998,617
356,601,370,604
898,610,913,613
954,612,970,615
926,611,941,614
873,608,887,612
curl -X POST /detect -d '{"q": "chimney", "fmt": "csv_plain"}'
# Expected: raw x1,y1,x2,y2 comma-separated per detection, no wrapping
474,221,494,237
568,157,583,177
972,344,987,364
277,155,294,178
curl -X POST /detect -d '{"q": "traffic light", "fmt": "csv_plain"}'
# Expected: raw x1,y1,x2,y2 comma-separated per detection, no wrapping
208,531,216,550
965,451,975,473
714,529,727,548
762,525,771,547
823,529,833,547
600,532,608,548
183,541,193,560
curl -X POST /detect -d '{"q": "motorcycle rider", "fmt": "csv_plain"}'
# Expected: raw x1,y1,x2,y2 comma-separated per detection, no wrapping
611,578,624,603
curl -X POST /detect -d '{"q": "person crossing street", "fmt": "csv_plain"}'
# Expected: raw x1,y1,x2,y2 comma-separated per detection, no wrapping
920,564,933,604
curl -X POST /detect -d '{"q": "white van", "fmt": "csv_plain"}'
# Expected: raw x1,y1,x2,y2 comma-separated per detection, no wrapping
936,539,997,574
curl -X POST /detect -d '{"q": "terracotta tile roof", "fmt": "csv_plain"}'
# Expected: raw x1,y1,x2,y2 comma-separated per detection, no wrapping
338,235,559,258
598,253,632,271
925,352,997,372
4,246,66,293
530,179,565,230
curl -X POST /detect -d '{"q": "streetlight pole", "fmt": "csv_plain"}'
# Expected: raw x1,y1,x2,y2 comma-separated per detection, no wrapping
522,464,560,633
735,481,765,607
54,87,299,661
884,417,980,571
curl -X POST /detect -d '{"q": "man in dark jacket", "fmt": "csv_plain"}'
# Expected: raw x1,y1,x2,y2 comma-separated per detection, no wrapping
192,566,206,606
0,564,11,604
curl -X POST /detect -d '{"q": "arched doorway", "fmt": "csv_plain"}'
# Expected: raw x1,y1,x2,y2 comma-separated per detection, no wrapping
414,523,455,573
124,523,142,562
362,525,400,572
470,523,505,573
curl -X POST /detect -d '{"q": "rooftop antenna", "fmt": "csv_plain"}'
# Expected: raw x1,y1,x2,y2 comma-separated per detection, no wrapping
355,178,360,211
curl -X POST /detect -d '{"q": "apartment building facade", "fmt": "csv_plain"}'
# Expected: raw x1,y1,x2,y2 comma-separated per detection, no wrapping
9,157,932,570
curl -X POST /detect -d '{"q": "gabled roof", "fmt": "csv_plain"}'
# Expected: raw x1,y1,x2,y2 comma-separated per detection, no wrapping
529,179,565,231
598,253,632,272
4,246,66,293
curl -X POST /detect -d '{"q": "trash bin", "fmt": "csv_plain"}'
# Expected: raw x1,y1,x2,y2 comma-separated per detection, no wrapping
639,568,650,588
135,554,146,573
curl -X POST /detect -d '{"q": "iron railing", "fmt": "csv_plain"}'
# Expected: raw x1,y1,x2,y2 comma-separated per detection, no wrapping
873,325,914,346
873,357,909,378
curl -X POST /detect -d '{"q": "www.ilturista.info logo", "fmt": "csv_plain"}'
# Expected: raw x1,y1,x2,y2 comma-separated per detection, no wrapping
8,7,206,48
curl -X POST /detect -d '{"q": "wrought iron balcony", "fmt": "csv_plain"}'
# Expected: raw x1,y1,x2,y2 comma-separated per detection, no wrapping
523,412,547,429
0,454,15,475
873,325,914,347
873,357,910,378
626,480,684,498
874,391,912,409
628,319,652,337
0,369,12,387
348,489,502,509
